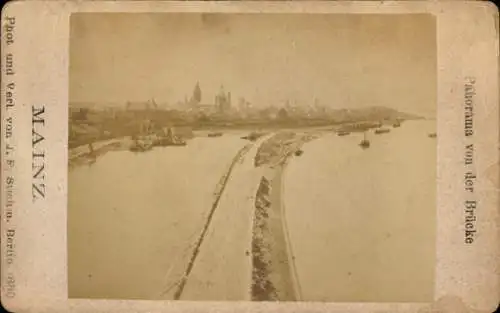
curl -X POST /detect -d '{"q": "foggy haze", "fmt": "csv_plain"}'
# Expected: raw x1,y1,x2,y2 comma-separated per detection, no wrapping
70,13,436,117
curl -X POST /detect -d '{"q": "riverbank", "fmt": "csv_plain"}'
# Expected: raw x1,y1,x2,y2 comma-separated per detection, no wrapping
165,130,322,301
251,131,322,301
68,138,131,168
69,134,192,168
254,131,321,167
67,128,318,169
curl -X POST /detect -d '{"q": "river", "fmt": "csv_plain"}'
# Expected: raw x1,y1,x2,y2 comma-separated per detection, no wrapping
68,135,248,299
68,121,437,302
283,120,437,302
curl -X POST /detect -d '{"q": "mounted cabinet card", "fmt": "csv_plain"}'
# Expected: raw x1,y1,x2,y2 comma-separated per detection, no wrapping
1,1,499,313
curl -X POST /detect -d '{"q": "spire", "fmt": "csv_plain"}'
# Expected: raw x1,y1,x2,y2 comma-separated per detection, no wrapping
192,82,202,104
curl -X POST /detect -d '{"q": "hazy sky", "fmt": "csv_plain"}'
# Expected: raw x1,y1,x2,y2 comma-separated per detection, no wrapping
70,13,436,116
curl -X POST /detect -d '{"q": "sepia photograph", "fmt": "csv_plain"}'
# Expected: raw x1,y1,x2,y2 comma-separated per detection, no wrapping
67,13,437,302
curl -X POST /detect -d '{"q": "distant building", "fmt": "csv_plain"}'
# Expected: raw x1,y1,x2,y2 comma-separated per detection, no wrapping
237,97,252,117
238,97,253,111
238,97,246,110
193,82,202,103
193,103,218,115
188,82,202,108
215,85,232,114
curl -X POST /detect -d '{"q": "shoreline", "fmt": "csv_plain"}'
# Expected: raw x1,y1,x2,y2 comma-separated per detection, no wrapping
68,127,324,168
68,137,130,168
67,118,424,168
251,131,321,301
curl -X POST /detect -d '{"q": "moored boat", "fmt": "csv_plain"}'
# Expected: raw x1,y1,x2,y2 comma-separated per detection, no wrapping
155,137,187,146
129,139,153,152
242,132,265,142
155,127,188,147
208,132,223,137
374,128,391,134
359,132,370,149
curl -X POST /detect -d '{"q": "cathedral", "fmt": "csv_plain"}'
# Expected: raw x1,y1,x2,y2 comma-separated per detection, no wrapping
215,85,232,114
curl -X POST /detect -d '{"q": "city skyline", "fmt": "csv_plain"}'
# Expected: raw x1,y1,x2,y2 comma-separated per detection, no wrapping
70,13,436,117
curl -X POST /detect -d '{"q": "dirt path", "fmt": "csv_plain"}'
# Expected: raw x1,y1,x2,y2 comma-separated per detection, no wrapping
251,131,322,301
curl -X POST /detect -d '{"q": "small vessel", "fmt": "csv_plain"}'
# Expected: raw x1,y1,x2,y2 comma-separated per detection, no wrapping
294,149,304,156
374,128,391,135
337,130,350,136
242,132,264,142
130,141,152,152
171,137,187,146
359,132,370,149
393,120,401,128
156,137,187,146
130,136,154,152
208,132,223,138
428,132,437,138
155,128,187,147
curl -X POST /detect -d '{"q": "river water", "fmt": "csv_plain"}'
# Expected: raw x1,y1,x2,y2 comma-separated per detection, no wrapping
68,135,247,299
283,120,437,302
69,121,436,302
